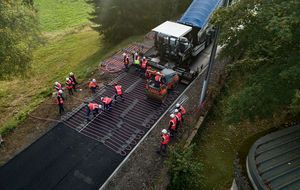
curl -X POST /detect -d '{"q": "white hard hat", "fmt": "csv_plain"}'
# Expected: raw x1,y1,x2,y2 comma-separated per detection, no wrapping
58,90,63,94
66,78,69,81
69,72,73,75
176,103,180,108
162,129,168,134
143,56,146,59
101,97,103,101
174,109,179,113
122,53,126,56
55,82,58,85
170,114,175,118
98,105,102,109
92,79,96,82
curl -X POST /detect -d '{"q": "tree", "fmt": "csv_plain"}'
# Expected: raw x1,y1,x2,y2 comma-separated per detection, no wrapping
0,0,39,79
87,0,192,43
212,0,300,122
165,144,204,190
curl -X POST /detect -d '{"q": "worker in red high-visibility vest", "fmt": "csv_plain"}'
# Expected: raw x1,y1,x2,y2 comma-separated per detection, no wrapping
65,77,73,95
101,96,113,110
113,83,124,101
174,109,182,129
56,94,64,114
158,129,170,155
89,79,98,94
86,102,102,120
176,103,186,123
145,66,152,80
54,81,62,91
168,114,177,137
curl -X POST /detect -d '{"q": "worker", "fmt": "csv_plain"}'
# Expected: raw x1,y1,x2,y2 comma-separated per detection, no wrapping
57,89,64,100
176,103,186,123
89,79,98,94
123,53,130,72
56,93,64,115
54,81,62,91
86,102,102,120
101,96,113,110
69,72,78,92
154,72,162,88
140,56,148,74
134,54,141,72
114,83,124,101
174,109,182,129
65,77,73,95
168,114,177,137
157,129,170,155
145,66,152,80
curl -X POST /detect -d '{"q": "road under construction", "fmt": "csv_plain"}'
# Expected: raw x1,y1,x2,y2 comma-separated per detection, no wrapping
0,37,214,189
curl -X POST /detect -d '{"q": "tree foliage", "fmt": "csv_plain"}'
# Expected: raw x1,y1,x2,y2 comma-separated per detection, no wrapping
0,0,39,79
166,144,204,190
87,0,192,43
212,0,300,122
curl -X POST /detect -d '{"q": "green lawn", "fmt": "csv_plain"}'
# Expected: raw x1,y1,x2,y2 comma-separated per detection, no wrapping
0,0,143,135
35,0,92,32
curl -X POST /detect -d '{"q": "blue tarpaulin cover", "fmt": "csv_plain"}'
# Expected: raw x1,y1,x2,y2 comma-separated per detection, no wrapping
178,0,222,29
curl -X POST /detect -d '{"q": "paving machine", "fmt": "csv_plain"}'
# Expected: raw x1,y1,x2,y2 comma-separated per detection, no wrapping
144,0,223,84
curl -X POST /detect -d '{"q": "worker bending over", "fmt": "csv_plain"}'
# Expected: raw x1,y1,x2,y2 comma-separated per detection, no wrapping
89,79,98,94
86,102,102,120
69,72,78,92
114,83,124,101
101,97,113,110
157,129,170,155
65,77,73,95
168,114,177,137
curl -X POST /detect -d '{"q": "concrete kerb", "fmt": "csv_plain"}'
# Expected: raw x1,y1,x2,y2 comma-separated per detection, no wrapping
99,64,209,190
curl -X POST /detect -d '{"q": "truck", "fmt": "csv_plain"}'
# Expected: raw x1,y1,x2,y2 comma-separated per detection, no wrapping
144,0,223,83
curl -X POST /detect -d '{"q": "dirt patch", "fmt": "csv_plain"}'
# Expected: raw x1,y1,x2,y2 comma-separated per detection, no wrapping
0,71,119,166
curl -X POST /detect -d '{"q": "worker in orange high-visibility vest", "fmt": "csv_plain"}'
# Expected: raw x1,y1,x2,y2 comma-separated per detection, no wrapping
176,103,186,123
101,96,113,110
123,53,130,72
157,129,170,155
54,81,62,91
113,83,124,101
86,102,102,120
65,77,73,95
174,109,182,129
140,56,148,75
168,114,177,137
89,79,98,94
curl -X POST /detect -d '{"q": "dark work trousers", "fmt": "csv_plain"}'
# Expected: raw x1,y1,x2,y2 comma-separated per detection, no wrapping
91,87,96,94
169,128,176,138
68,88,73,95
124,63,129,72
72,84,77,92
160,144,167,154
114,94,124,101
58,104,64,114
86,107,99,120
103,102,112,110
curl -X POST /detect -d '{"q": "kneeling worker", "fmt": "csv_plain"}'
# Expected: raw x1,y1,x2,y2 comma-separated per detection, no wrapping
101,96,113,110
87,102,102,120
